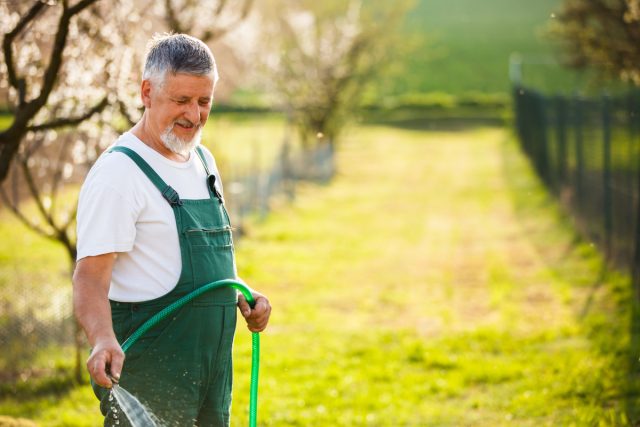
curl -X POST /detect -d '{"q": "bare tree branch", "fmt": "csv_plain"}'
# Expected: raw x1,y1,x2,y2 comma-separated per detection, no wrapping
214,0,228,16
163,0,254,42
2,1,48,106
116,99,139,133
0,185,56,241
61,202,78,231
49,136,72,215
163,0,185,33
27,96,109,132
18,157,57,233
201,0,254,42
34,0,101,114
0,0,102,183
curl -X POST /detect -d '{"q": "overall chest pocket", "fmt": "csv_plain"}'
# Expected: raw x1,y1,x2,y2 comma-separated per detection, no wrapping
185,227,235,288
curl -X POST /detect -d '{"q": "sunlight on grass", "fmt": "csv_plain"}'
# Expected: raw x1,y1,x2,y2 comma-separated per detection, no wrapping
230,125,637,426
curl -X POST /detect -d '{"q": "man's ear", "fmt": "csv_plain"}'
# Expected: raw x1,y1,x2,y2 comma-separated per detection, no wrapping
141,79,152,109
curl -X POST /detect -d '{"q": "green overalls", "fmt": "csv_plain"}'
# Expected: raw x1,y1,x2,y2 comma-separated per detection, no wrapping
92,146,238,427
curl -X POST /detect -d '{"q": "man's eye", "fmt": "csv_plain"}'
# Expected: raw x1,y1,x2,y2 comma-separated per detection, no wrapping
175,99,188,105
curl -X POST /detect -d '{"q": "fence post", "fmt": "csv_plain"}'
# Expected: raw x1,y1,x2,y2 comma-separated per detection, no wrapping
555,95,568,191
602,93,613,260
633,91,640,299
574,94,585,213
533,91,550,185
634,142,640,299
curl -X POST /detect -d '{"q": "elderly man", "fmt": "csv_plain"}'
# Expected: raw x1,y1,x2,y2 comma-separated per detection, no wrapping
73,33,271,426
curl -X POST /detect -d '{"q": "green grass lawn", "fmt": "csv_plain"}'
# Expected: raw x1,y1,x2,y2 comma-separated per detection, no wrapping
1,122,638,425
382,0,584,98
231,125,638,426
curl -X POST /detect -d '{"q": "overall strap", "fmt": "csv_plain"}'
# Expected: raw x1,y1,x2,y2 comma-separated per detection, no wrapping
195,146,211,175
195,145,224,203
108,146,183,207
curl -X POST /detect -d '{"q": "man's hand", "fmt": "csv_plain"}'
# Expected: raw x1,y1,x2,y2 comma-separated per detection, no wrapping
238,290,271,332
87,336,125,388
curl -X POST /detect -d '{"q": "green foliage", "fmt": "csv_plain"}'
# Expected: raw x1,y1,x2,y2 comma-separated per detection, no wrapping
551,0,640,86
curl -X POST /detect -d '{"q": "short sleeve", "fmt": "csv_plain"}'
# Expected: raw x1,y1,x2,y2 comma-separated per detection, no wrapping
76,179,139,260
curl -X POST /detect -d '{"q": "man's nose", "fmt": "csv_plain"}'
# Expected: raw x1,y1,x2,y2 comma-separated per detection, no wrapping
183,101,200,125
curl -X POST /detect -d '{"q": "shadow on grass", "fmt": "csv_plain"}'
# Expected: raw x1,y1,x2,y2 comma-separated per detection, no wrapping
501,130,640,424
359,107,507,132
0,368,80,401
363,116,506,131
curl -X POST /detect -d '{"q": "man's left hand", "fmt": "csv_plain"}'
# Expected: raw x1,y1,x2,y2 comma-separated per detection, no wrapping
238,289,271,332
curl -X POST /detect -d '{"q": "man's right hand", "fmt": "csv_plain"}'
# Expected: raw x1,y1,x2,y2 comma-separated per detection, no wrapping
87,336,125,388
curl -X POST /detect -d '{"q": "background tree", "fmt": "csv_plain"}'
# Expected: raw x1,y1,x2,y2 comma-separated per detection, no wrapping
0,0,110,184
162,0,254,43
0,0,143,382
254,0,412,147
552,0,640,85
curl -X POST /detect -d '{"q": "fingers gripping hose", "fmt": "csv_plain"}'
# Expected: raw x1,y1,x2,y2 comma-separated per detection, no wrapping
120,279,260,427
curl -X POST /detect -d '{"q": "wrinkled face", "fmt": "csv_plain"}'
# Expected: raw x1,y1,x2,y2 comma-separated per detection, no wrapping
142,72,214,156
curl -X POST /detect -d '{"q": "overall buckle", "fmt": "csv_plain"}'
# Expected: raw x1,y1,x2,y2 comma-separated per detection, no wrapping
161,186,183,207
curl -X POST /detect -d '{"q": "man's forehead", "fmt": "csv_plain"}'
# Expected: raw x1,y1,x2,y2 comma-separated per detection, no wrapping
158,73,214,96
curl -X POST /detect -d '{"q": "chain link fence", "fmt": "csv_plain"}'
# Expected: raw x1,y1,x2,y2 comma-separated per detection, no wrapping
225,141,335,225
513,85,640,286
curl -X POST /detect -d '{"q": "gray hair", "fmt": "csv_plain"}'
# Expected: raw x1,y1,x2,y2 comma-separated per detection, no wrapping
142,33,219,86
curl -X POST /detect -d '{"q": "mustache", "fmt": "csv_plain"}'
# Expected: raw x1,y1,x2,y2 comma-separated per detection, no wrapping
173,119,200,129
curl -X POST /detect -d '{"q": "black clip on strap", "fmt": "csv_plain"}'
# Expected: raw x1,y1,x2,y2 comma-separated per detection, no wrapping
162,186,183,207
207,175,223,203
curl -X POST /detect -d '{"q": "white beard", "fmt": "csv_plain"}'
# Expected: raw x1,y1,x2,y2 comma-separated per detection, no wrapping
160,122,202,157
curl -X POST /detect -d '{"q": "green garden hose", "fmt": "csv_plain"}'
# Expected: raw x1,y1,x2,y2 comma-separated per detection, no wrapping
120,279,260,427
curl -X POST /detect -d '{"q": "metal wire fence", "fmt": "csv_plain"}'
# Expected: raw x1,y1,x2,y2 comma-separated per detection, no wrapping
513,85,640,285
225,141,335,225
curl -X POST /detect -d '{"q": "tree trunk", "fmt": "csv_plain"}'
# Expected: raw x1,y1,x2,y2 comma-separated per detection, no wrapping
633,164,640,301
0,125,28,183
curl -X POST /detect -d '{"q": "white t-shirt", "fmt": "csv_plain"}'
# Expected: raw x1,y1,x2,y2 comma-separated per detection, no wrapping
76,132,229,302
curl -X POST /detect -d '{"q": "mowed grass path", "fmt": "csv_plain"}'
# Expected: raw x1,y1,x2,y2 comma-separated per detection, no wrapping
1,124,637,426
232,125,637,426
